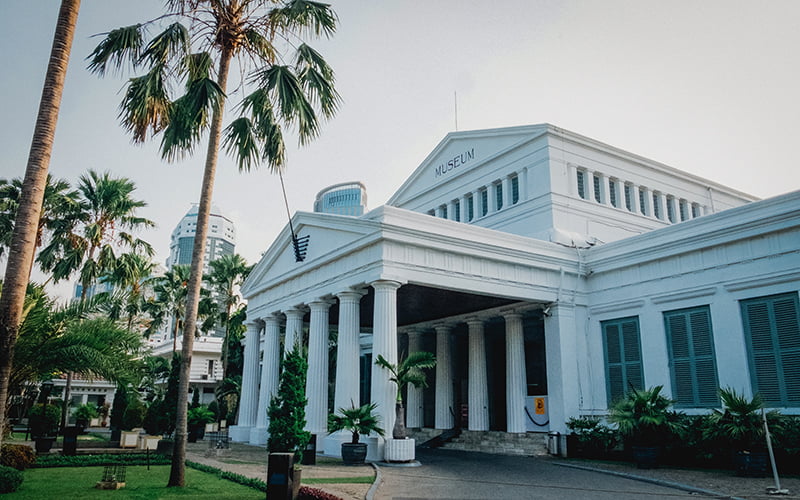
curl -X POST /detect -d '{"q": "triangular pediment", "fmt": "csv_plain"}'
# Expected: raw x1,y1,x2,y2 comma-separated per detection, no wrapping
242,211,379,295
388,124,551,206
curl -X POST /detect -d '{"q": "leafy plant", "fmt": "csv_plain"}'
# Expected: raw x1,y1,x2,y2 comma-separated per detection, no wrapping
72,403,98,422
0,444,36,470
0,465,23,493
608,385,684,446
188,406,215,427
566,416,616,453
122,397,146,430
268,342,311,463
33,453,170,468
374,351,435,438
28,403,61,438
704,387,781,452
329,403,385,444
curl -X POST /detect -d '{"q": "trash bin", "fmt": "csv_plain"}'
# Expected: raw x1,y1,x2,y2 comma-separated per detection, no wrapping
267,452,297,500
301,434,316,465
62,426,80,456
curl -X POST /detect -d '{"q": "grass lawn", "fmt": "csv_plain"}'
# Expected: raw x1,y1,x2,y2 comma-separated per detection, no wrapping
8,466,264,499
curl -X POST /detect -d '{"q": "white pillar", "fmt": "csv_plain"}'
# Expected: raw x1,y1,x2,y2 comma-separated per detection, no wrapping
461,195,470,222
504,312,527,433
370,280,402,444
334,290,364,413
466,318,489,431
472,189,481,219
544,304,579,435
306,299,332,436
434,325,454,430
502,176,512,208
284,308,305,355
231,320,260,441
405,329,424,428
251,314,280,444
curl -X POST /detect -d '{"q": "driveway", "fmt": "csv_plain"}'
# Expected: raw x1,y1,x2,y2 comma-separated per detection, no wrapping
374,449,703,500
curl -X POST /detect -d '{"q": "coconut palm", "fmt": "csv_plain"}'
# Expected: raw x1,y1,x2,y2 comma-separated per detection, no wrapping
0,0,81,453
37,169,155,299
374,351,436,439
0,175,80,264
204,253,252,377
100,252,157,332
145,265,191,352
89,0,340,484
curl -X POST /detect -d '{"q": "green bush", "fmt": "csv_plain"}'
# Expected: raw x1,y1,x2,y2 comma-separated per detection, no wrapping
122,397,147,430
188,406,216,427
268,343,311,463
73,403,98,422
566,416,617,453
187,460,267,492
33,453,171,468
0,444,36,470
28,403,61,437
0,465,23,493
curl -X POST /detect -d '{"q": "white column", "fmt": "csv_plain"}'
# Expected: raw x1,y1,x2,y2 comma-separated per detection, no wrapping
466,318,489,431
448,200,457,221
405,329,424,428
231,320,260,441
658,192,668,220
502,176,512,208
598,173,610,205
370,280,402,444
504,312,527,433
490,184,499,212
472,189,481,219
461,195,470,223
284,308,305,355
306,299,332,436
251,314,280,444
334,290,364,413
544,304,579,435
642,187,653,216
434,325,454,430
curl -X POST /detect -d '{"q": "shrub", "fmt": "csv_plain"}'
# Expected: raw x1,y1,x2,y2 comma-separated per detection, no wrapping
566,416,617,454
298,486,344,500
28,403,61,437
0,465,23,493
268,342,311,463
0,444,36,470
186,461,267,492
33,453,171,468
73,403,99,422
122,397,147,430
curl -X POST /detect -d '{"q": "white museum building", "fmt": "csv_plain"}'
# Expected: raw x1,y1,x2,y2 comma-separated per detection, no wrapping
231,124,800,459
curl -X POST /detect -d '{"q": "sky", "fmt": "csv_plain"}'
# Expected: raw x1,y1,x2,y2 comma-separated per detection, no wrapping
1,1,799,300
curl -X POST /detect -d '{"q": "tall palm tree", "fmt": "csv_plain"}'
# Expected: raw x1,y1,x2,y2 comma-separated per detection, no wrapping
0,0,81,454
100,252,156,332
38,169,155,299
145,265,191,352
375,351,436,439
0,175,80,265
89,0,340,485
205,253,251,377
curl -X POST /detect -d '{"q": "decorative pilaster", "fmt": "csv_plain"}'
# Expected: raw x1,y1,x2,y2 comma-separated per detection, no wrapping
466,318,489,431
251,314,280,444
504,312,527,433
502,176,512,208
405,329,424,428
284,308,305,355
461,194,470,222
370,280,402,439
544,303,579,435
434,325,454,430
472,189,481,218
306,299,333,436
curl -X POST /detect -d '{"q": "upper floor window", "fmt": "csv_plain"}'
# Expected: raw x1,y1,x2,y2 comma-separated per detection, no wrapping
624,184,634,212
691,204,700,218
593,174,602,203
609,179,618,208
467,195,474,221
511,175,520,204
495,183,503,211
638,188,648,215
679,200,689,221
453,200,461,222
440,204,448,219
577,170,588,199
667,196,676,223
652,192,662,219
480,189,488,217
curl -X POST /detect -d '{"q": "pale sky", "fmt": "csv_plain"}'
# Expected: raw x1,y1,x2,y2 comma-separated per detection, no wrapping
1,1,799,300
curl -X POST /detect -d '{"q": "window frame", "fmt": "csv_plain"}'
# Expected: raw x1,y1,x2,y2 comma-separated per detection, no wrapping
663,305,720,408
601,316,645,406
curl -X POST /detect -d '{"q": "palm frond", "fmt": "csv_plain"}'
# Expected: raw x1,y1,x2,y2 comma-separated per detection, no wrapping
140,22,190,67
87,24,145,76
184,51,214,82
119,65,171,143
223,117,261,171
269,0,338,39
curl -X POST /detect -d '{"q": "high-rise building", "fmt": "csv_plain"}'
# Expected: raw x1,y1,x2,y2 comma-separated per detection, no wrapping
313,181,367,216
167,204,236,271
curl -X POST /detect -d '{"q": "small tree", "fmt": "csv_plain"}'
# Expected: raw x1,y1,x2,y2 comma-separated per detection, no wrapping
374,351,436,439
267,343,310,464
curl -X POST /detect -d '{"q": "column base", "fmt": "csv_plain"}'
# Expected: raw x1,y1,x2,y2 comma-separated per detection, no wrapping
228,425,252,442
249,426,268,445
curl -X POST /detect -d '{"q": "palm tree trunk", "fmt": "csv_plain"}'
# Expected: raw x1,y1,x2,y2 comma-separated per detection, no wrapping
0,0,79,453
168,46,233,487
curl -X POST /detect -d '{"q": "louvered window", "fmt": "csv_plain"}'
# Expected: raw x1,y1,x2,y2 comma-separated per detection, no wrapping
511,175,520,204
593,174,602,203
664,306,720,407
602,317,644,405
639,188,647,215
624,184,633,211
467,195,474,221
577,170,587,199
609,179,618,207
740,293,800,406
495,183,503,210
480,189,488,216
454,200,460,222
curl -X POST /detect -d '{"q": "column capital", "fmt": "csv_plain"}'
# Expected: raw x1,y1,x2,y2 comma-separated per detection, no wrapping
284,307,306,319
309,298,335,311
370,279,403,292
501,310,524,321
465,316,485,327
263,314,281,327
336,288,367,301
433,323,452,334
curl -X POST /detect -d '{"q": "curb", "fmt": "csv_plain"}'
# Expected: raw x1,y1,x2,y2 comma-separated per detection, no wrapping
366,462,381,500
553,461,747,500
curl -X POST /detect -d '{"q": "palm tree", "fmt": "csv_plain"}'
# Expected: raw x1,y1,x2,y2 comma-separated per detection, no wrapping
145,265,191,352
0,175,80,265
375,351,436,439
38,169,155,299
204,254,251,377
0,0,81,454
100,252,156,332
89,0,341,485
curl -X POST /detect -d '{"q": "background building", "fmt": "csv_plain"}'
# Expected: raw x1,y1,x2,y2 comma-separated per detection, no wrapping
167,204,236,272
314,182,368,216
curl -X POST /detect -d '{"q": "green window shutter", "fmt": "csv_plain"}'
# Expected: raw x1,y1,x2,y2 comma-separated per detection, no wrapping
602,317,643,406
741,293,800,406
664,306,719,408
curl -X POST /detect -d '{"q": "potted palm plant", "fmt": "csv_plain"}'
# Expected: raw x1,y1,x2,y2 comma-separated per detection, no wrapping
704,387,781,477
328,403,384,465
609,385,684,469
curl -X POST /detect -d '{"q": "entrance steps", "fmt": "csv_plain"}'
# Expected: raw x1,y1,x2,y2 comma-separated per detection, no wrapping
408,429,550,456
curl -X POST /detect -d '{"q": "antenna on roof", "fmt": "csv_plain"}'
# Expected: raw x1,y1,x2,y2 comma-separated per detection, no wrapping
278,171,310,263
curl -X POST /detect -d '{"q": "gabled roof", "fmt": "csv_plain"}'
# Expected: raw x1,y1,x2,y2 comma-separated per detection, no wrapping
387,123,552,206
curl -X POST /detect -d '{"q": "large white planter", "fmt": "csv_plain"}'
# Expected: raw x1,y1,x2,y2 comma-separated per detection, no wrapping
120,431,139,448
384,438,415,462
138,435,160,450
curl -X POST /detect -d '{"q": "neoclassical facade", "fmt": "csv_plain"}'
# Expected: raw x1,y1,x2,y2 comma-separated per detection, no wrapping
234,124,800,459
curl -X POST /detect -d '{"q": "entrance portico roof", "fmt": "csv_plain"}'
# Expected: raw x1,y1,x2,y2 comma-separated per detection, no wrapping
242,205,583,321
